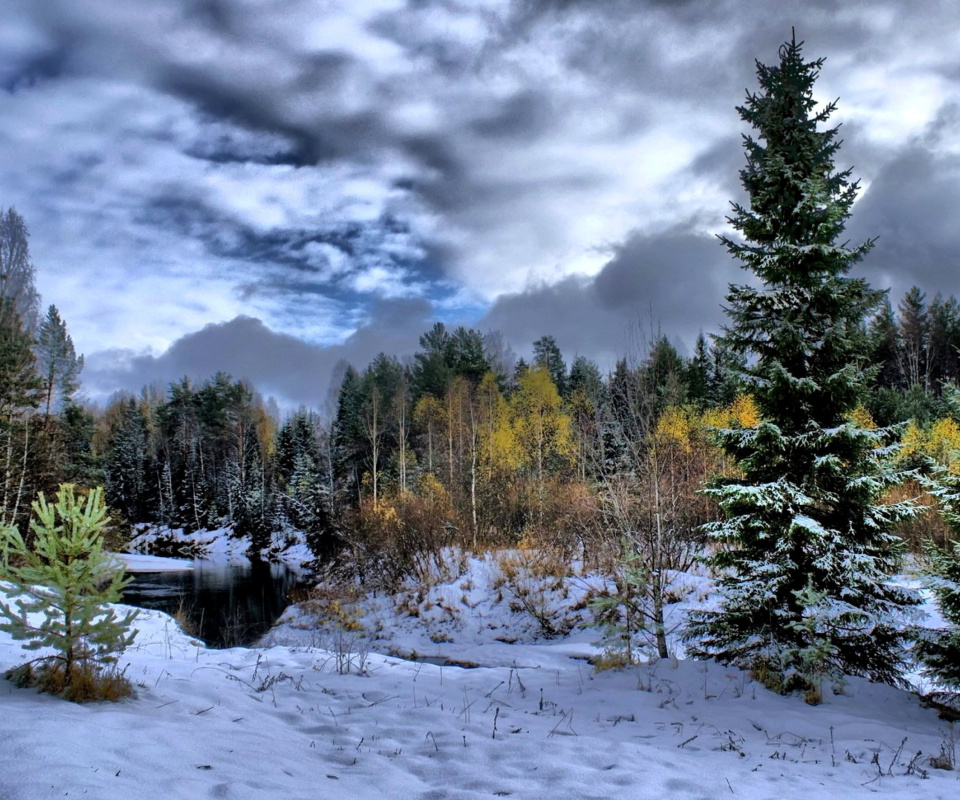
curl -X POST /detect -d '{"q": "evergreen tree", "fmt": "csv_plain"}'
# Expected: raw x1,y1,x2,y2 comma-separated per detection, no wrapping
36,304,84,421
686,332,712,407
707,337,746,406
643,335,686,415
332,365,365,504
568,355,606,409
0,207,40,333
275,408,336,557
867,297,903,391
449,327,490,385
928,293,960,389
58,403,100,487
0,298,40,423
684,34,917,692
898,286,930,390
105,399,150,522
0,485,137,699
0,298,41,528
412,323,453,400
915,464,960,686
532,335,568,398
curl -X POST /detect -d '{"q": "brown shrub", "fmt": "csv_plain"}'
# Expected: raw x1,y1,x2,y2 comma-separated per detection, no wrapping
7,661,133,703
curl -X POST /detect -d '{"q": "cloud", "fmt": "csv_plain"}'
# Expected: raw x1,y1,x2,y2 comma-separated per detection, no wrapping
480,227,734,366
83,298,433,411
849,144,960,303
3,0,960,405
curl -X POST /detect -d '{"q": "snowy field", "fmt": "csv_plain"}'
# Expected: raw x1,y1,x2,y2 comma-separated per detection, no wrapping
2,552,959,800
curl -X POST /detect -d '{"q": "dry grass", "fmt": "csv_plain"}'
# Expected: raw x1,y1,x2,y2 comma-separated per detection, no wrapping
492,547,574,637
6,660,133,702
885,480,954,554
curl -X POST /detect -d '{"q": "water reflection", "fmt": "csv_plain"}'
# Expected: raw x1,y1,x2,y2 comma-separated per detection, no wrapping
122,560,304,648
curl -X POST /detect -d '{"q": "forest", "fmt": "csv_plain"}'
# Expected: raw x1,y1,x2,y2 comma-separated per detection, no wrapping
4,217,960,573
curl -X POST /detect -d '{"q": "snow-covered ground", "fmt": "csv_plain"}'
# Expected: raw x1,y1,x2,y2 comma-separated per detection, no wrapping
1,551,959,799
127,524,313,570
112,553,194,572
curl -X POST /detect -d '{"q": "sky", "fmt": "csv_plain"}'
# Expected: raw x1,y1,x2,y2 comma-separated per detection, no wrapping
3,0,960,410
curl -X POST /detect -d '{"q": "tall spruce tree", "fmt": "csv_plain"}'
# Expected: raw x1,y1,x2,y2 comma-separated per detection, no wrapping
36,304,84,421
684,34,917,692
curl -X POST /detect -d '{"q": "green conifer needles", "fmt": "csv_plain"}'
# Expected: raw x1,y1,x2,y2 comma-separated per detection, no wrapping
684,34,918,693
0,485,138,699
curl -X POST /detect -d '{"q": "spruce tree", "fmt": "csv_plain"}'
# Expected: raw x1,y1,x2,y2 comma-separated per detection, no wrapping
919,405,960,688
915,532,960,688
36,304,84,420
684,34,917,692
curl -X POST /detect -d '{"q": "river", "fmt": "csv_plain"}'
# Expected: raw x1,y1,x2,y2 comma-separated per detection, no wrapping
122,559,305,648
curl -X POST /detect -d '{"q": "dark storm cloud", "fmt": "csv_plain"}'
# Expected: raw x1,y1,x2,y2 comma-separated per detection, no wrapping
468,90,555,141
84,298,434,410
480,228,733,365
1,44,71,92
157,61,392,167
849,145,960,303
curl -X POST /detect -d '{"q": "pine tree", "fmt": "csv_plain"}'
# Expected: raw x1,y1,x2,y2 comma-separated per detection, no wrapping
686,332,712,407
684,33,917,692
0,207,40,333
867,297,903,390
105,399,149,522
36,305,84,421
898,286,930,390
532,335,568,398
0,485,137,699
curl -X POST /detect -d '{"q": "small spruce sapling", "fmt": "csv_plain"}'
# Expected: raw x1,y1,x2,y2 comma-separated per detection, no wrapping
590,538,651,669
785,582,842,704
0,485,138,699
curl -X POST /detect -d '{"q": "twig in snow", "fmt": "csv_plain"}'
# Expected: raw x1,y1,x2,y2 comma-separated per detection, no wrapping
888,737,907,775
547,710,577,738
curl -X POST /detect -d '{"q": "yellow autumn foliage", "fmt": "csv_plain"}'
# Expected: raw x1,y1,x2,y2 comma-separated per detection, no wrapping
928,418,960,469
508,367,575,475
847,405,876,430
728,394,761,428
898,417,960,471
653,406,695,452
699,393,761,430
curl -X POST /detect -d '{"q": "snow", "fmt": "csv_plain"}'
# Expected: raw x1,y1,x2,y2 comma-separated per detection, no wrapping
112,553,194,572
1,553,959,799
128,524,313,573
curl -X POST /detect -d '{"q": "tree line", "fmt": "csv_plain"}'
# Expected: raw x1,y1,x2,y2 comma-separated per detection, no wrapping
5,194,960,569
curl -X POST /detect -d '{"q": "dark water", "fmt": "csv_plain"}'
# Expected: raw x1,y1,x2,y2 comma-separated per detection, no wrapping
122,560,305,648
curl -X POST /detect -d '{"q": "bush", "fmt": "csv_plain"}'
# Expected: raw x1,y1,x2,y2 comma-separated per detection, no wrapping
0,485,138,701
